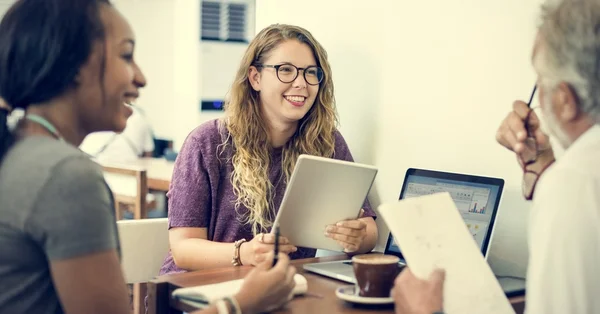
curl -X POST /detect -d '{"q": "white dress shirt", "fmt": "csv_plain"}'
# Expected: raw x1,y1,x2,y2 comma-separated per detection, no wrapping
526,125,600,314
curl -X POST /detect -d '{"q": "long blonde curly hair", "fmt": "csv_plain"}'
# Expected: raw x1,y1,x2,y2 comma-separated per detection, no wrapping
221,24,338,236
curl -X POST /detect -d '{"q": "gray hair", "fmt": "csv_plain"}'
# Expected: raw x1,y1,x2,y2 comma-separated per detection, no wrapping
536,0,600,124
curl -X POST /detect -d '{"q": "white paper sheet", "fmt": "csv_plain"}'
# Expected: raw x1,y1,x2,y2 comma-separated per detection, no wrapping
378,192,515,314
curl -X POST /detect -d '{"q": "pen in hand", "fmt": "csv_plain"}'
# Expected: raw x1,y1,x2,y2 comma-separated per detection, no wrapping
527,85,537,108
273,225,280,267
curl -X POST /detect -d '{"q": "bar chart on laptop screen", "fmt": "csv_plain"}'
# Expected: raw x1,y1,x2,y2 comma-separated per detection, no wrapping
467,188,490,214
404,181,492,248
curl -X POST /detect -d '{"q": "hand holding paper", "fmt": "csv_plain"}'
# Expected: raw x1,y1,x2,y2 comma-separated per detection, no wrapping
378,192,515,314
391,267,445,314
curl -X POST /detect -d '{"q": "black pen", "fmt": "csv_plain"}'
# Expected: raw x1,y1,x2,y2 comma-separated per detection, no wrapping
273,225,280,267
527,85,537,108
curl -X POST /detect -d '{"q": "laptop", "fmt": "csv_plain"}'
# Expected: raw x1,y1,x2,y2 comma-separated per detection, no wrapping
303,168,525,296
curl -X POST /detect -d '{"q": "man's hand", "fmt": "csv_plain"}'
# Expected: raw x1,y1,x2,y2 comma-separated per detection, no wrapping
496,100,552,158
391,267,445,314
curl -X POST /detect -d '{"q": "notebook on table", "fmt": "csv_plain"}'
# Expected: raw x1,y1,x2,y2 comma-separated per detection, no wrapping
172,273,308,307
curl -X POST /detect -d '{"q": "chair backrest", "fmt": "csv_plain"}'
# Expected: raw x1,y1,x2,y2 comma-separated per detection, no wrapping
101,163,148,219
117,218,169,284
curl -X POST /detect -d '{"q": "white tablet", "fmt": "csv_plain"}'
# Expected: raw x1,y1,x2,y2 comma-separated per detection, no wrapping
271,154,378,252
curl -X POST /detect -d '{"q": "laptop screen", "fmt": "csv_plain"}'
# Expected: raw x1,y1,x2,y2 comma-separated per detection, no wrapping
385,168,504,259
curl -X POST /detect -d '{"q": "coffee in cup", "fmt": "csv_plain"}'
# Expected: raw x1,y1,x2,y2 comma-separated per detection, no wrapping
352,254,403,298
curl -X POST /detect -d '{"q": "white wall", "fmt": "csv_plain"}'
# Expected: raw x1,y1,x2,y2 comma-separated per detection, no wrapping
172,0,202,149
257,0,543,277
112,0,254,150
112,0,179,142
112,0,201,149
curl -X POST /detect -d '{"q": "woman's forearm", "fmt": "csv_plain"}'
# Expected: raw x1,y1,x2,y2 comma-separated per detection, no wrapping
171,238,237,270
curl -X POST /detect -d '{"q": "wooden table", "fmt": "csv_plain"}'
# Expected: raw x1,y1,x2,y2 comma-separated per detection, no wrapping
147,255,526,314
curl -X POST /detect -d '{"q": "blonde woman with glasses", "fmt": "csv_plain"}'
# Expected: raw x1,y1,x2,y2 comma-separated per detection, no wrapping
160,24,378,275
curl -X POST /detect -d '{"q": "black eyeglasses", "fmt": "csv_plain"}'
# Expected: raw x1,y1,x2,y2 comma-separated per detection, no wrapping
254,63,324,85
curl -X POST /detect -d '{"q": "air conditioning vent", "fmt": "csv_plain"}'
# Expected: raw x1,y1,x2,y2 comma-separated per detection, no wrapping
201,0,248,43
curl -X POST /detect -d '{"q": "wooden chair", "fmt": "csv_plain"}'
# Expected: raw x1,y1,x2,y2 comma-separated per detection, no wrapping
101,164,149,220
100,163,164,314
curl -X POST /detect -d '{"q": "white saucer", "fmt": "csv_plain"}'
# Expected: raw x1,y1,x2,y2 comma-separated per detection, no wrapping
335,285,394,305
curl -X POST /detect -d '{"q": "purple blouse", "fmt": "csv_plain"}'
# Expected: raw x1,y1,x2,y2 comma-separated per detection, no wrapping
159,119,376,275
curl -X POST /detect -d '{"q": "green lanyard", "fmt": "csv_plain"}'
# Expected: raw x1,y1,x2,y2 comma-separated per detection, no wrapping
25,114,64,142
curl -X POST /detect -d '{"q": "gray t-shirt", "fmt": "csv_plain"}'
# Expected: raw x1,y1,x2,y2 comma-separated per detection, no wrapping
0,136,119,314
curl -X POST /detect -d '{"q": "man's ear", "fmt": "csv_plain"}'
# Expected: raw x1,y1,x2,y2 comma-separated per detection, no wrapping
555,82,580,122
248,66,261,92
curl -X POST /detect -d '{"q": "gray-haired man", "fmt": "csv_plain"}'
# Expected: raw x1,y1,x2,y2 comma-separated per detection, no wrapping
392,0,600,313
